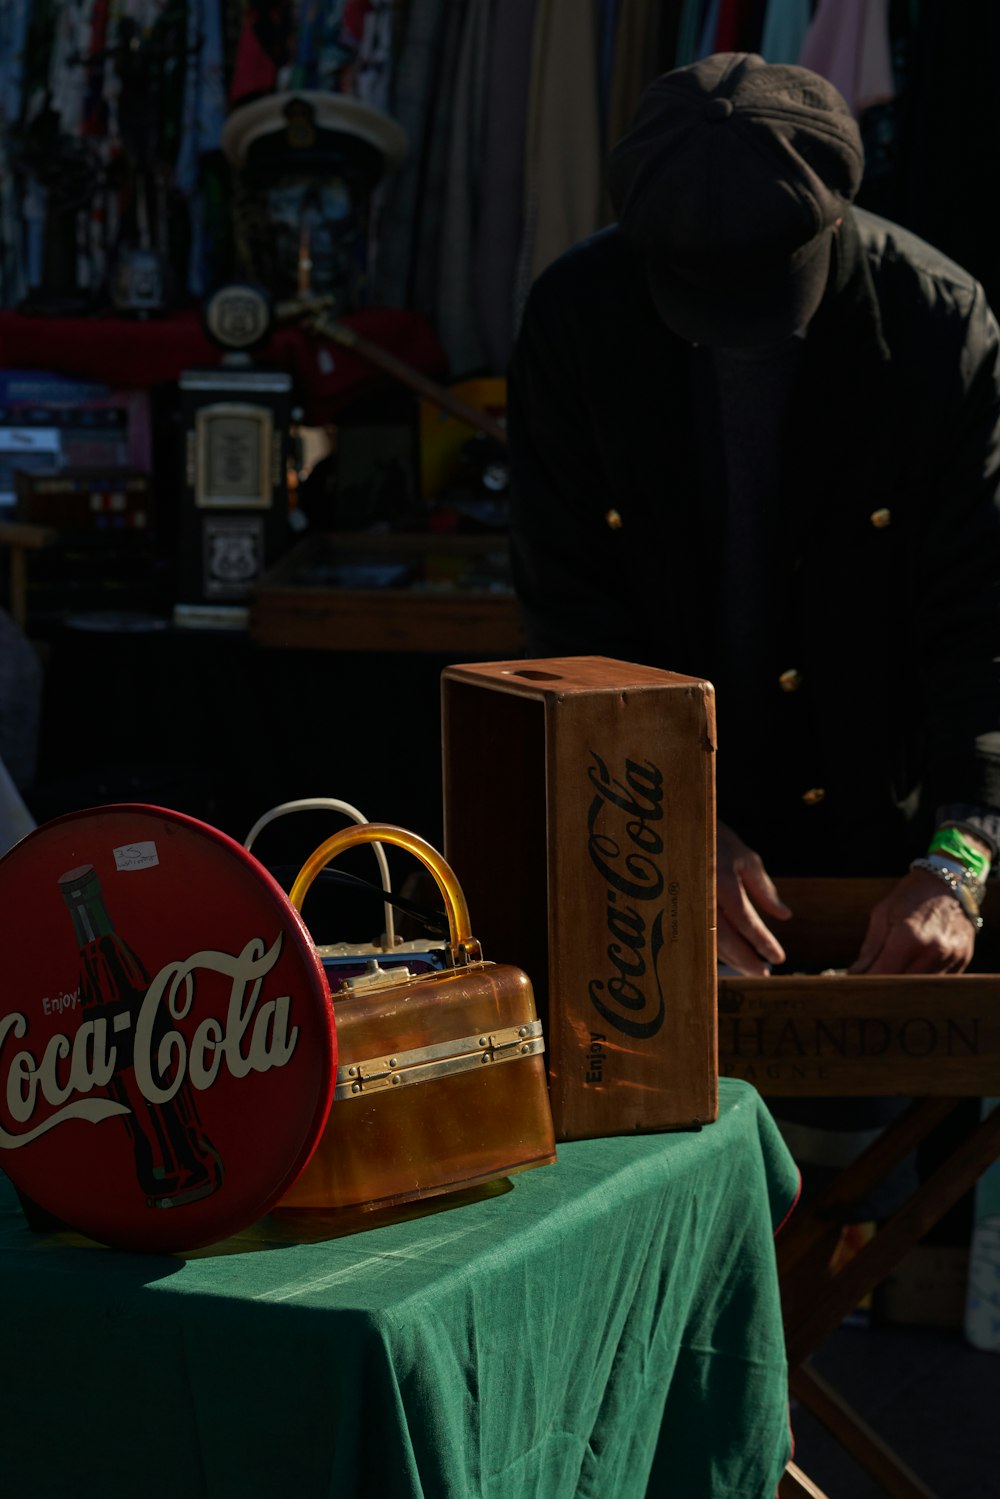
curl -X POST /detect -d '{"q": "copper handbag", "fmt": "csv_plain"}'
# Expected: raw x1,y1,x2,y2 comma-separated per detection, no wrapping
276,823,557,1214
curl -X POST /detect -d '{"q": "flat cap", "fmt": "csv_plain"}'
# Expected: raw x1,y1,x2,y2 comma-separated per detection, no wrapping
607,52,864,345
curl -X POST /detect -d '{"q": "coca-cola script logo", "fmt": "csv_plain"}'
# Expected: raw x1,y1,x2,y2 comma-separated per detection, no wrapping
587,752,670,1040
0,934,297,1153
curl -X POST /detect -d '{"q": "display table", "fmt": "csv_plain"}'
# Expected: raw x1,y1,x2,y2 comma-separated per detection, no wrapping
0,1079,797,1499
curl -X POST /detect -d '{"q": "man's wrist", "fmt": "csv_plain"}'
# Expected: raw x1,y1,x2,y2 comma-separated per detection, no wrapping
909,856,984,930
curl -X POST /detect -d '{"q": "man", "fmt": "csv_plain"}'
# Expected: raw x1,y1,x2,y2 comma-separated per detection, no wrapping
508,51,1000,979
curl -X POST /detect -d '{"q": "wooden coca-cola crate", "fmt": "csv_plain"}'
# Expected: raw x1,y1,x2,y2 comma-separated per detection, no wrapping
441,656,718,1141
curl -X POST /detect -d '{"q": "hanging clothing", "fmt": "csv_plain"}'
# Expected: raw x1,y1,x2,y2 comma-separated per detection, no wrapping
219,0,245,90
759,0,812,64
798,0,895,118
434,0,491,376
325,0,378,98
353,0,397,113
655,1,687,76
473,0,536,372
176,0,227,193
229,0,295,104
515,0,602,315
79,0,110,139
287,0,323,90
0,123,25,306
281,0,361,93
408,0,468,324
48,0,94,137
713,0,740,50
175,0,227,294
712,0,762,54
675,0,707,66
695,0,722,58
311,0,348,91
0,0,28,304
606,0,665,152
0,0,30,126
370,0,449,308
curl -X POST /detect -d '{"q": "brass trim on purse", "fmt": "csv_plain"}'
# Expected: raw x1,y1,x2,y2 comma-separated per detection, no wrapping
335,1019,545,1098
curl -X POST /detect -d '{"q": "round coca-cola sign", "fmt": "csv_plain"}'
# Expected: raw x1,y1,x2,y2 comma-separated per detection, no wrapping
0,805,336,1252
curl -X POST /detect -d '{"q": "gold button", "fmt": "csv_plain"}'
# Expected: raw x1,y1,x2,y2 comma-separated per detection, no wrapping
605,508,623,530
779,668,803,693
802,787,826,806
870,507,891,529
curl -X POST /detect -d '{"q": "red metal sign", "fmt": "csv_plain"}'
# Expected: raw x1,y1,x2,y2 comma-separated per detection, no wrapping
0,805,336,1252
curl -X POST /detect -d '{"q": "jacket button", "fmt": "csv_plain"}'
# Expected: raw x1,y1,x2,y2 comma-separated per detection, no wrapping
802,787,826,806
870,507,891,528
779,668,803,693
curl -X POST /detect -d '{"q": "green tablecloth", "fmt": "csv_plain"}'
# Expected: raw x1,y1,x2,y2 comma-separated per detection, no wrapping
0,1078,797,1499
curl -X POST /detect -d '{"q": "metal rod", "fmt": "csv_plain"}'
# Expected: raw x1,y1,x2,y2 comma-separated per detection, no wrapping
277,297,508,446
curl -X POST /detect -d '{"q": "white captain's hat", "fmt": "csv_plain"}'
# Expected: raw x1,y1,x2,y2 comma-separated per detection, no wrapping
222,91,408,180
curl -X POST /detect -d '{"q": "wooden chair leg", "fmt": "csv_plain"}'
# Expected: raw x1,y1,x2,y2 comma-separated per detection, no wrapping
786,1101,1000,1365
779,1461,833,1499
790,1364,938,1499
778,1099,962,1329
778,1098,961,1276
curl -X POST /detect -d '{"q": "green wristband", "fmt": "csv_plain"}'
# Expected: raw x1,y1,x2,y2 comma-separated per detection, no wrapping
928,826,991,881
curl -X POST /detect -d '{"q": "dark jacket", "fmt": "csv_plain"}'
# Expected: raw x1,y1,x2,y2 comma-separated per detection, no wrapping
508,209,1000,875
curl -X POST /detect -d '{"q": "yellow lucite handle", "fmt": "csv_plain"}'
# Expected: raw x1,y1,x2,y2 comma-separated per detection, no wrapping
289,823,478,958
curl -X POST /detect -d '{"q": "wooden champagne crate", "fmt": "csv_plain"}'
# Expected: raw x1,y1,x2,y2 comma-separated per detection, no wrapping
718,877,1000,1096
441,656,718,1141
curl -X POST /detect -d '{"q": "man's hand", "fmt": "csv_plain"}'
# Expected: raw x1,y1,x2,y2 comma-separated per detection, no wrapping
849,867,976,974
717,821,792,974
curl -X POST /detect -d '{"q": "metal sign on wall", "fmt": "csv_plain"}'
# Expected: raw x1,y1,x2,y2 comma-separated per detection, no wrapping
0,805,336,1252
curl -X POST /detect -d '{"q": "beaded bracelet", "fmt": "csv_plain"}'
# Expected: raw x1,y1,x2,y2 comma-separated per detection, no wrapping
922,852,985,898
910,856,984,931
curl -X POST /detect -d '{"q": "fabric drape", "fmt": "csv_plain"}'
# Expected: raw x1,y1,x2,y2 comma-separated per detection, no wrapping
515,0,603,322
798,0,895,117
472,0,537,372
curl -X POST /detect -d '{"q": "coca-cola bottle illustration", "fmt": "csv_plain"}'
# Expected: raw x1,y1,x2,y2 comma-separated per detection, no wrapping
58,863,225,1209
